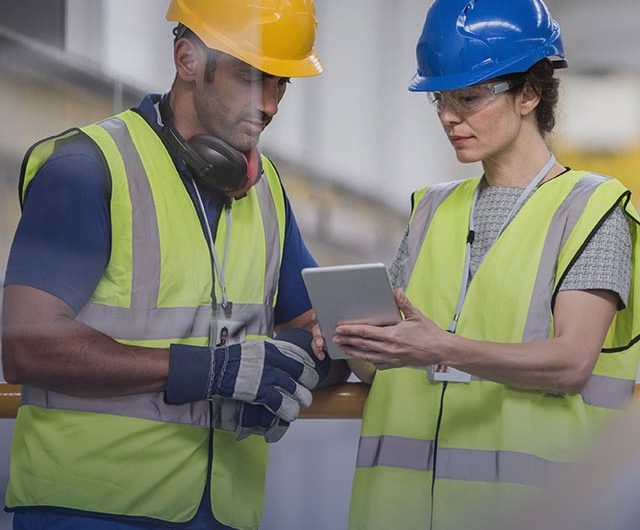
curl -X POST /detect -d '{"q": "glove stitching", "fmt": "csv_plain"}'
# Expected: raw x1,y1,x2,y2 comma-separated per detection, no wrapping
213,344,230,396
204,345,217,400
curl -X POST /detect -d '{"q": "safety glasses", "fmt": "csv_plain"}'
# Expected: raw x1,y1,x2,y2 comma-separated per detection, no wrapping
427,79,524,116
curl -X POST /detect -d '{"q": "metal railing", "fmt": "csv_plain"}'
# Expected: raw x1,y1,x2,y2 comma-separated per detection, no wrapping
3,382,638,420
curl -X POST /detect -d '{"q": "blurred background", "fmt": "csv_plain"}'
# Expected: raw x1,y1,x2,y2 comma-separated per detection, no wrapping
0,1,638,529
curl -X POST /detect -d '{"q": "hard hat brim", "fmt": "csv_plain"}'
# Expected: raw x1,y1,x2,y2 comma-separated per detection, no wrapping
233,50,323,78
409,48,565,92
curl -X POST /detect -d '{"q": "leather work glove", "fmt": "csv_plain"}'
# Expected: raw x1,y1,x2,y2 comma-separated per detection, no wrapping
207,338,314,422
215,399,290,443
212,328,330,442
166,328,330,424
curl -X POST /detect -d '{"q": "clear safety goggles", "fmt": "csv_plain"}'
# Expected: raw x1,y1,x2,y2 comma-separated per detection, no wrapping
427,79,523,116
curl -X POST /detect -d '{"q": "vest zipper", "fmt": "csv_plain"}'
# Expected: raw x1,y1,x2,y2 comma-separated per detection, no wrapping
429,381,448,530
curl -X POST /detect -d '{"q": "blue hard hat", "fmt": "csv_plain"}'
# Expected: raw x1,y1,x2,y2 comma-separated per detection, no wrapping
409,0,567,92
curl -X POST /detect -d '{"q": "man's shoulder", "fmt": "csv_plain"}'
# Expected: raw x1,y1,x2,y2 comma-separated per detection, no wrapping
23,131,110,202
46,131,104,164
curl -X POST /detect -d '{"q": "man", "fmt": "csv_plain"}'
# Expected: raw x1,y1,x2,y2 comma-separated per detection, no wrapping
216,326,229,347
2,1,344,529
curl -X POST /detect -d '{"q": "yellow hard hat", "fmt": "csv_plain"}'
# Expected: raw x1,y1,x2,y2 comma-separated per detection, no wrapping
166,0,323,78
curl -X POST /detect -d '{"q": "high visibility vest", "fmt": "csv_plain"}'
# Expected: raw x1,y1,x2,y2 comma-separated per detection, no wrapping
6,110,286,530
349,171,640,530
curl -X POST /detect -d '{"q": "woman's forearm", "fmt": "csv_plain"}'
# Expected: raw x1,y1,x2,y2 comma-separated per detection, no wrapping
444,333,597,394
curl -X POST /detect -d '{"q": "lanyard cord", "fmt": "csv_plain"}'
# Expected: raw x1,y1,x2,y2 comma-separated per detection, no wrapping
447,154,557,333
191,179,232,313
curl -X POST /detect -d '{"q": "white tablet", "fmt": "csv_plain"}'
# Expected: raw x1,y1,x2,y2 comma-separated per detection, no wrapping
302,263,402,360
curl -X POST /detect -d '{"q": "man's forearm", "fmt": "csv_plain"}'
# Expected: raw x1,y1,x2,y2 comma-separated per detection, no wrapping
3,313,170,397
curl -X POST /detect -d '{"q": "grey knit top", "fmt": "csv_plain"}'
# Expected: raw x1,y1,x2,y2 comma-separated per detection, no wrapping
390,184,632,306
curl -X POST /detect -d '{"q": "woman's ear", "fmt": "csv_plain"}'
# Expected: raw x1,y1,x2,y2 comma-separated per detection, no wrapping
518,81,541,117
174,38,203,83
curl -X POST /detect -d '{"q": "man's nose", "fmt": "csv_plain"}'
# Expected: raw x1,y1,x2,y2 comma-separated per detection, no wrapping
256,78,282,118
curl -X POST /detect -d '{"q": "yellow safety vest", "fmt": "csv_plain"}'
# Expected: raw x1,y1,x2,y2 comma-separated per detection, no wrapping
6,110,286,530
349,171,640,530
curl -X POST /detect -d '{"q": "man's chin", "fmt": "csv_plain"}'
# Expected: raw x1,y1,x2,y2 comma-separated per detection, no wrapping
226,132,260,154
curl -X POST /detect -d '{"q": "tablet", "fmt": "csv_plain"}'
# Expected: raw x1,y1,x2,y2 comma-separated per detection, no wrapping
302,263,402,360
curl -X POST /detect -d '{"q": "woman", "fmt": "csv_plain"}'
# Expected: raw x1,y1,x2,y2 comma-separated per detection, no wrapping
323,1,640,529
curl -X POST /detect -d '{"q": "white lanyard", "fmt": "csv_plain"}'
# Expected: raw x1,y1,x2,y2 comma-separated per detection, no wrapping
191,179,233,319
447,154,556,333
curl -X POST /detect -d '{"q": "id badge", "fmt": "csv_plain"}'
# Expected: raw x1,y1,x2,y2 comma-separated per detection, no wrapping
213,318,246,348
428,364,472,383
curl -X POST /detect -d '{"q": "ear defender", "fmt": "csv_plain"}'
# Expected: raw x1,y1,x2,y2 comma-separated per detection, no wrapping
158,94,262,196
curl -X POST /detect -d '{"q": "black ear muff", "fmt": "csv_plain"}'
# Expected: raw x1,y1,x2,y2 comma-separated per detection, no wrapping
158,94,253,194
186,135,248,193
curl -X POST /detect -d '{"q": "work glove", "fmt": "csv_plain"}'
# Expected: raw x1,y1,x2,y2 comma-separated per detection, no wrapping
215,399,290,443
166,329,330,427
208,338,313,422
213,328,331,442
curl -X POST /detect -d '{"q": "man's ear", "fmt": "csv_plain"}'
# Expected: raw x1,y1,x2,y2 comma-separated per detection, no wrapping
174,38,203,83
518,81,541,117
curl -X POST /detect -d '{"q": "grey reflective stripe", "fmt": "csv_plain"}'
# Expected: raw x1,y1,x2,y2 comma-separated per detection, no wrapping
255,175,281,310
403,181,463,288
99,117,161,309
233,341,266,401
580,374,635,409
20,385,211,427
435,447,567,488
523,174,608,341
356,435,566,488
356,435,435,471
78,302,271,341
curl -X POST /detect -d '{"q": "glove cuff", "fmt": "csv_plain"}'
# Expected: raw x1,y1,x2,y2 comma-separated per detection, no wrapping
165,343,213,405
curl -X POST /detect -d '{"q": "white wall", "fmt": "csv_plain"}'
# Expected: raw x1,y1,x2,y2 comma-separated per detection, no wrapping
263,0,480,213
63,0,640,214
66,0,482,214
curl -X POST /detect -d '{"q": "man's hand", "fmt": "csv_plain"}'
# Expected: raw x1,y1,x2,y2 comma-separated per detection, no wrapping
209,339,320,422
311,317,327,360
215,399,290,443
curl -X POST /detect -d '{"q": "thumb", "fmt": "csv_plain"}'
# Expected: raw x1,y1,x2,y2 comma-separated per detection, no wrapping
395,289,420,319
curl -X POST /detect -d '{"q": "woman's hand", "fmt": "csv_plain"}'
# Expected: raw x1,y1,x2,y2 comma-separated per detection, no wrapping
332,289,448,370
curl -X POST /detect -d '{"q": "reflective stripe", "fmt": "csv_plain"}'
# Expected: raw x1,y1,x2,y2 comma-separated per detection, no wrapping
356,435,567,488
523,174,607,342
403,181,462,289
100,117,161,309
435,447,567,488
356,435,435,471
464,373,633,411
21,386,210,427
234,341,265,401
77,302,271,341
580,373,635,409
255,176,281,309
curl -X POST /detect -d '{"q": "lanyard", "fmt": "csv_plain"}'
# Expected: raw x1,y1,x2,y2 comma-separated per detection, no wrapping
191,179,234,324
447,154,556,333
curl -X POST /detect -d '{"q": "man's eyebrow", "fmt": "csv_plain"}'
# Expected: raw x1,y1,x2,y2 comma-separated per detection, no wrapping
233,65,287,82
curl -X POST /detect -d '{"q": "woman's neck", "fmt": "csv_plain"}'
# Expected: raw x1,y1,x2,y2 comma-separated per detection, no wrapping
481,128,561,188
